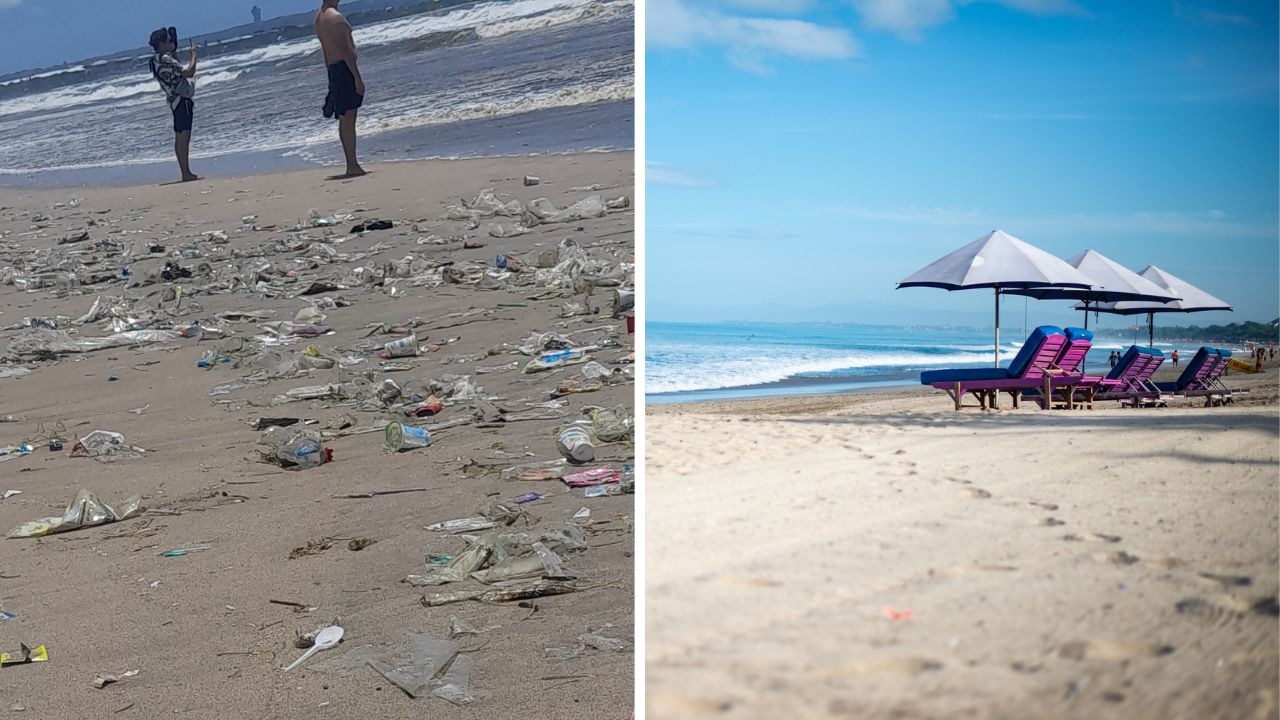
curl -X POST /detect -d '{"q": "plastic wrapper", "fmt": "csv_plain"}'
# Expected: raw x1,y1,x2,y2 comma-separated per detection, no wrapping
443,189,523,220
501,459,569,481
526,195,607,224
7,329,180,356
589,406,634,442
72,430,146,461
7,489,143,538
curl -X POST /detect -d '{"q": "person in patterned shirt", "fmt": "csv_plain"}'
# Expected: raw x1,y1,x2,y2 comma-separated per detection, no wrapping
148,28,200,182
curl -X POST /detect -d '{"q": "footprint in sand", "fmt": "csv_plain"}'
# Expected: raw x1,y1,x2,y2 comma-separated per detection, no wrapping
1028,500,1059,511
967,488,992,499
1058,640,1175,661
1195,572,1252,589
1040,517,1066,527
1094,550,1140,565
647,693,735,716
829,656,944,677
1063,532,1122,543
1174,595,1279,628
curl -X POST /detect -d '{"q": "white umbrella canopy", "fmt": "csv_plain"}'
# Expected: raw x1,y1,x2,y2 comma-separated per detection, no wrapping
897,229,1094,366
1004,249,1180,329
1082,265,1232,346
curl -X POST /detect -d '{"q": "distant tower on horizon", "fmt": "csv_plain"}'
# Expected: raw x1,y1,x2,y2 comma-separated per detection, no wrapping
252,5,262,23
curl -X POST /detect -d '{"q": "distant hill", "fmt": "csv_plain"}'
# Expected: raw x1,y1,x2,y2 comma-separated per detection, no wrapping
1097,320,1279,344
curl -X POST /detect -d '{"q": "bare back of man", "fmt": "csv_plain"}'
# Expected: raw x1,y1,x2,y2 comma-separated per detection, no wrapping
315,1,366,177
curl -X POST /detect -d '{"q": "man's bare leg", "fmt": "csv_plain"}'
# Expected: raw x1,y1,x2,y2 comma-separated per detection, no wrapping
338,110,365,177
175,131,198,181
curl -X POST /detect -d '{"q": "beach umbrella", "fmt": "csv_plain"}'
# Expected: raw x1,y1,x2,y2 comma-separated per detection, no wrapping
1080,265,1231,346
897,229,1094,366
1002,249,1180,329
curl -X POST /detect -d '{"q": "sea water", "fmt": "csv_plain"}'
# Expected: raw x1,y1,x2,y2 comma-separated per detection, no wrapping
0,0,632,185
646,321,1147,404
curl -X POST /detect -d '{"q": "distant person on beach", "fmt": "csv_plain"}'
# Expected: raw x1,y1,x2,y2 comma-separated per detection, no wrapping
148,28,199,182
1109,351,1118,369
1171,349,1179,367
315,0,366,178
252,5,262,23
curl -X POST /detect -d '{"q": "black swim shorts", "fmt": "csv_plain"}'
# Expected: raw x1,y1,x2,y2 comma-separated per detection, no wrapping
172,97,194,134
323,61,363,120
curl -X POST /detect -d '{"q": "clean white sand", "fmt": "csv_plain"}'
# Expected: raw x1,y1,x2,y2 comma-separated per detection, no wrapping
647,371,1279,719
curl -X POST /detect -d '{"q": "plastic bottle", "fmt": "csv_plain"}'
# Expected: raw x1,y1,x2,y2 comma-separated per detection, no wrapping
278,434,324,469
557,425,595,464
523,346,598,374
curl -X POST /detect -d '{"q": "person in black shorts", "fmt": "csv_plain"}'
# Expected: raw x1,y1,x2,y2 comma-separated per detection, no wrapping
148,28,199,182
316,1,367,178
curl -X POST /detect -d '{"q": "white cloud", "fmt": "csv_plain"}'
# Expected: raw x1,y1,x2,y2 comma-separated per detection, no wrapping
647,162,715,187
854,0,1089,40
972,0,1091,17
853,0,954,40
648,0,860,72
0,0,22,8
721,0,818,13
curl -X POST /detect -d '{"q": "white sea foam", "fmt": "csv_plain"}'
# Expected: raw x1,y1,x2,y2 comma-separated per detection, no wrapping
0,69,244,119
476,0,629,38
198,0,627,74
0,65,86,86
646,345,1020,394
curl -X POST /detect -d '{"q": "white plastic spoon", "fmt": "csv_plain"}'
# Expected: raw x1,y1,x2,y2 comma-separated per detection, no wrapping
281,625,344,673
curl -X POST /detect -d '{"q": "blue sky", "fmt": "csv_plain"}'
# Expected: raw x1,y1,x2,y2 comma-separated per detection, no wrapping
647,0,1279,330
0,0,323,76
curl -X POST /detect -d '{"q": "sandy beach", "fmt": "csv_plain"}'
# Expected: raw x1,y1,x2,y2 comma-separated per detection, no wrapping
646,365,1279,719
0,152,633,717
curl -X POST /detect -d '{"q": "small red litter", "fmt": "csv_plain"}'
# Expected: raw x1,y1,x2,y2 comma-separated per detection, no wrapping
882,606,914,621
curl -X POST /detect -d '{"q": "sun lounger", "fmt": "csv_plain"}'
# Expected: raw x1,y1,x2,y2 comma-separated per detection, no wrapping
920,325,1070,411
1021,327,1094,409
1076,345,1166,407
1154,347,1246,406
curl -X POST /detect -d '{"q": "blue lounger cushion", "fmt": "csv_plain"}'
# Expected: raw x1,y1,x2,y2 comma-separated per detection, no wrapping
1007,325,1065,377
1064,327,1093,342
1108,345,1162,380
920,367,1011,384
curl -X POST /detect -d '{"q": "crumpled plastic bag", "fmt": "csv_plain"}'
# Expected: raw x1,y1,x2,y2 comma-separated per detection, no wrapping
71,430,146,461
516,332,572,356
526,195,607,223
428,375,478,404
589,406,633,443
444,189,523,220
7,329,179,356
7,489,144,538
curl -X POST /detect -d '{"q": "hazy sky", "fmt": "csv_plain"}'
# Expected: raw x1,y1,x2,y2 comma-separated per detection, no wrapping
0,0,324,75
646,0,1279,330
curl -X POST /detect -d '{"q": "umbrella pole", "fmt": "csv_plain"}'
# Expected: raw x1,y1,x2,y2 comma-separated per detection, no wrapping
1148,313,1154,347
1083,301,1089,330
994,287,1001,368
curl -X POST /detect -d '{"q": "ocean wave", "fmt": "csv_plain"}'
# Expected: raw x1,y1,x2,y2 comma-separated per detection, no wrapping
646,347,1020,394
0,65,86,87
352,78,632,137
196,0,626,75
0,69,245,119
477,0,629,38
